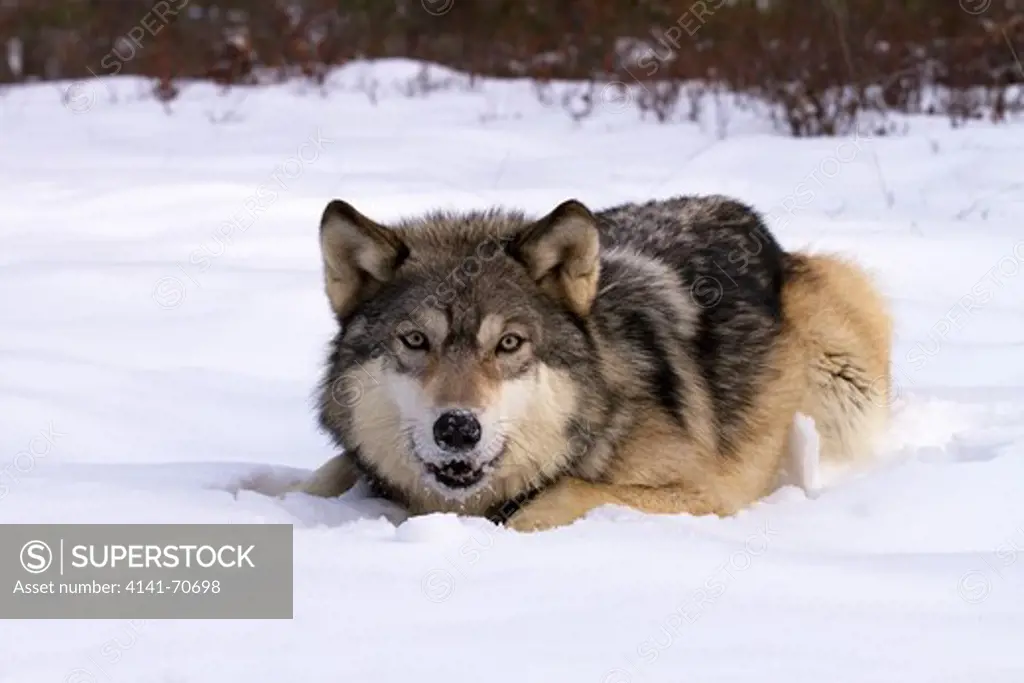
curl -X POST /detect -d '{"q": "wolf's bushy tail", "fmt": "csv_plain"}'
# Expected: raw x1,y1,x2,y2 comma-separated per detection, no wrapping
782,252,894,465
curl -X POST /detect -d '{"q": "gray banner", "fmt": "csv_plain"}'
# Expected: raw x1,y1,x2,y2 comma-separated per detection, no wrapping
1,524,293,619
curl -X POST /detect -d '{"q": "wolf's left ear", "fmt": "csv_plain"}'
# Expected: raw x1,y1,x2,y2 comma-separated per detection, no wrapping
509,199,601,316
319,200,408,319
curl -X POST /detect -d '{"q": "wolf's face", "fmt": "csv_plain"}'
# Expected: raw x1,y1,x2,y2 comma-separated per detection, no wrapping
316,199,603,503
356,274,554,496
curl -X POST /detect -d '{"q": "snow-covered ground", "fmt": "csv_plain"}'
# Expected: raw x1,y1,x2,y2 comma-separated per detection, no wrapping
1,61,1023,682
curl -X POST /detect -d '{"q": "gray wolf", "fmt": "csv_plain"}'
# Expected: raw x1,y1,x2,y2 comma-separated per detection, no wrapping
292,194,892,531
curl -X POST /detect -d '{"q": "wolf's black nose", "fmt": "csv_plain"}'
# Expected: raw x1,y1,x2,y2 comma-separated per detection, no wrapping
433,410,482,452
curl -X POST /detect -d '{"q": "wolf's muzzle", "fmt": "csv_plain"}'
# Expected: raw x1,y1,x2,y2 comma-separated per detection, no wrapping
426,459,487,489
432,409,482,452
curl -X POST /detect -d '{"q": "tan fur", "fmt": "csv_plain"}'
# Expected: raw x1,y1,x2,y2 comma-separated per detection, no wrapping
422,357,498,409
300,452,361,498
785,253,893,464
506,252,891,531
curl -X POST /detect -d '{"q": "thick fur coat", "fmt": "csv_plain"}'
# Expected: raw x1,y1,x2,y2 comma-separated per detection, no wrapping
296,195,892,531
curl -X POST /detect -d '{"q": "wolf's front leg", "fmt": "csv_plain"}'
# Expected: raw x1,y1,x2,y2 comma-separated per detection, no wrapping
503,479,610,531
299,453,361,498
505,478,732,532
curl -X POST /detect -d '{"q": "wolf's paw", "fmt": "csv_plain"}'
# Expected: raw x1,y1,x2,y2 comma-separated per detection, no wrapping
227,469,309,498
505,504,574,532
504,479,603,532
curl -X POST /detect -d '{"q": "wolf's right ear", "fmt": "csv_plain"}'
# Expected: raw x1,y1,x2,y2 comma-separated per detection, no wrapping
319,200,408,319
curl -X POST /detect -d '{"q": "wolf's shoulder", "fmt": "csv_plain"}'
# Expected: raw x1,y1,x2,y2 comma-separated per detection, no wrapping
594,194,787,323
595,195,775,251
596,194,785,284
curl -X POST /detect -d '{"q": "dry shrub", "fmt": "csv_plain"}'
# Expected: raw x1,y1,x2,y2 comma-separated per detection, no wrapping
1,0,1021,135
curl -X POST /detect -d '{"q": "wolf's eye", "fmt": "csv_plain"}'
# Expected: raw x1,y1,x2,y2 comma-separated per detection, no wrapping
496,333,525,354
399,331,429,351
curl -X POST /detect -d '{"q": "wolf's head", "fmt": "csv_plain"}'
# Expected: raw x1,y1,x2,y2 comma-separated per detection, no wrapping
316,199,604,507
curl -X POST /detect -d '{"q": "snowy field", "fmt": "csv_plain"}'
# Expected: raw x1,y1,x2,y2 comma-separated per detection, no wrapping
1,60,1023,682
